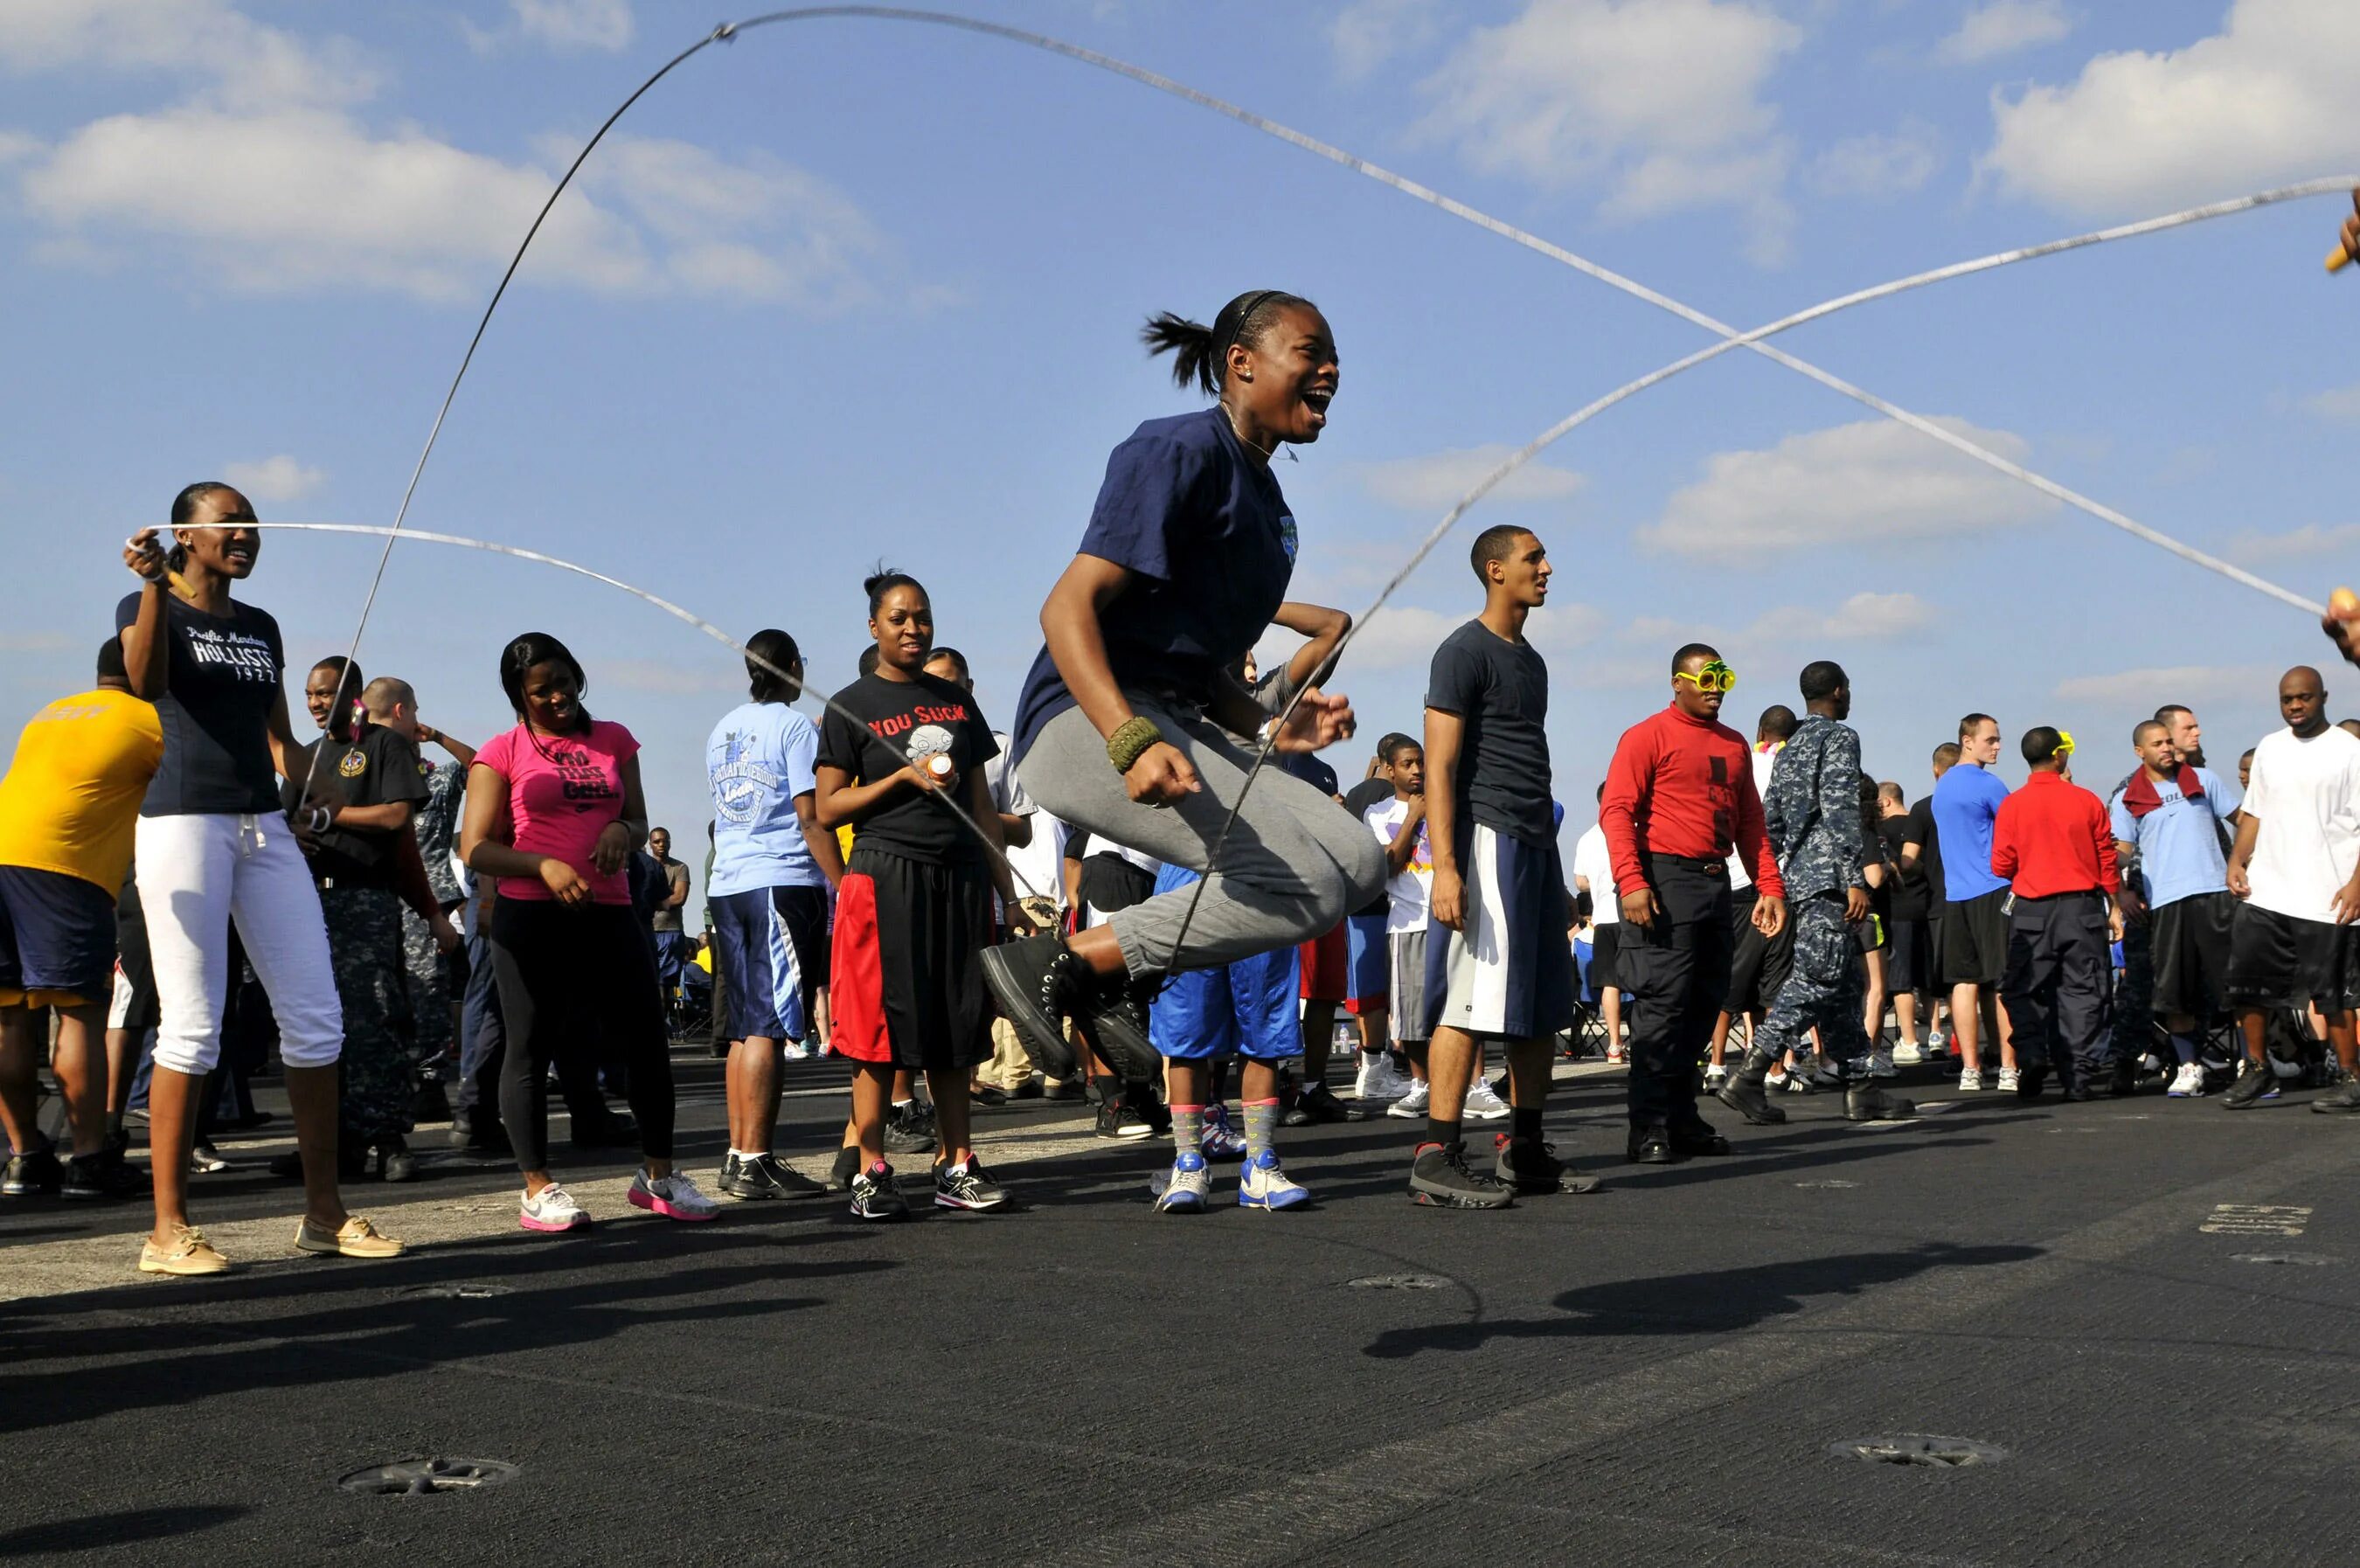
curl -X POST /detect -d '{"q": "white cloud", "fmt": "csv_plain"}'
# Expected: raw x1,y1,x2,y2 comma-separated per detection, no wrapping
1937,0,2073,65
1329,0,1442,80
1808,121,1940,198
2225,522,2360,561
512,0,634,51
17,110,891,307
0,631,73,653
2053,663,2279,705
2302,384,2360,421
1415,0,1802,264
1980,0,2360,217
1639,415,2059,556
223,454,325,503
1356,445,1587,511
0,0,374,104
1747,591,1934,642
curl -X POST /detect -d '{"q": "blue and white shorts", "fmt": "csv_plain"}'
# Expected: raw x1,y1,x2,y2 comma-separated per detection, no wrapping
1149,863,1301,1060
711,885,830,1044
1424,825,1577,1040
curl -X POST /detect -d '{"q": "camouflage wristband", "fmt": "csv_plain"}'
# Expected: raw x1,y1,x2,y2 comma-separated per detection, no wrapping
1107,716,1165,774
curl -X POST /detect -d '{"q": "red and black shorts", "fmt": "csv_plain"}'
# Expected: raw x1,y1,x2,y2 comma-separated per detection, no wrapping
829,845,994,1071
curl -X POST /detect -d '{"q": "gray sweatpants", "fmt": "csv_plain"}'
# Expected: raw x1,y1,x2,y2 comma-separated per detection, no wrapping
1017,698,1386,980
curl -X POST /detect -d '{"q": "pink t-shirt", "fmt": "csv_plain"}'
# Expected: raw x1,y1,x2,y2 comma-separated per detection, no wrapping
474,719,640,905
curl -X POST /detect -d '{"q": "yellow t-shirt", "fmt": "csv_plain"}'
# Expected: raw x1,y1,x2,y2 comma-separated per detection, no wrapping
0,688,165,893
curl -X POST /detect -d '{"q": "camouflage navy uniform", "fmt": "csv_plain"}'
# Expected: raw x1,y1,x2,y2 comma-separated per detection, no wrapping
1749,714,1874,1068
289,723,427,1147
401,758,469,1073
324,885,417,1143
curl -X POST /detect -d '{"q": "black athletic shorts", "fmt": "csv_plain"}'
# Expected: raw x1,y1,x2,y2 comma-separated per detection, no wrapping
1885,916,1932,995
1588,922,1623,993
2148,891,2235,1018
2225,904,2353,1012
1725,885,1793,1015
831,845,992,1072
1941,888,2009,988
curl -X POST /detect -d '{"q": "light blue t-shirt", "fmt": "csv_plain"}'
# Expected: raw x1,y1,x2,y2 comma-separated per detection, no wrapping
2107,766,2240,911
706,701,825,897
1933,762,2010,902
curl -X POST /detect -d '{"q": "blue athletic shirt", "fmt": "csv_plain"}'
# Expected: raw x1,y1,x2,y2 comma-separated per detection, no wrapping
705,701,825,897
1010,407,1296,761
2107,766,2239,910
1932,761,2010,901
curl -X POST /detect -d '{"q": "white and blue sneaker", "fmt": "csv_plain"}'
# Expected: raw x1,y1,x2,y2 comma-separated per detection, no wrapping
1156,1150,1210,1213
1200,1102,1248,1160
1237,1148,1311,1211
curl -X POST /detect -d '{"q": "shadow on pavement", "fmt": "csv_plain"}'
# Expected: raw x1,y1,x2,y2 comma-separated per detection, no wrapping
0,1504,247,1557
0,1225,891,1435
1363,1240,2043,1357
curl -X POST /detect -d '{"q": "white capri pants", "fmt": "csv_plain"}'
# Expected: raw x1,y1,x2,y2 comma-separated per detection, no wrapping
134,813,343,1075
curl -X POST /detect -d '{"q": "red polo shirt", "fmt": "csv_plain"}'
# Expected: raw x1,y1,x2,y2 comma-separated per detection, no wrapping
1989,770,2119,898
1601,704,1780,897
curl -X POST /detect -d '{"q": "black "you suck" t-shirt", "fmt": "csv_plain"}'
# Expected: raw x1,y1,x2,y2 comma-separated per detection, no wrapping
818,672,998,864
116,591,286,817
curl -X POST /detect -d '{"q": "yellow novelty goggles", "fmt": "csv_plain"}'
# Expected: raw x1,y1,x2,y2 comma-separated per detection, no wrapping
2055,730,2076,760
1675,660,1738,694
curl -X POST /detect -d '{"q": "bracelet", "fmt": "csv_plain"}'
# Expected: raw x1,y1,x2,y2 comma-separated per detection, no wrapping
1106,716,1165,774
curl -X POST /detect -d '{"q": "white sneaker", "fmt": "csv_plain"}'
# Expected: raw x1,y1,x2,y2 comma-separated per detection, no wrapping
1385,1079,1430,1119
1353,1053,1412,1102
2168,1062,2206,1098
782,1039,814,1062
1462,1079,1511,1120
1704,1064,1730,1091
1869,1050,1897,1079
1928,1028,1948,1052
1996,1067,2021,1093
520,1182,589,1232
1893,1040,1925,1066
1958,1067,1984,1093
629,1169,721,1222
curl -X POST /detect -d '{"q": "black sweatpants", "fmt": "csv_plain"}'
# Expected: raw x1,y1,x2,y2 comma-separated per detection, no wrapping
1999,890,2111,1091
1617,854,1735,1129
491,899,675,1171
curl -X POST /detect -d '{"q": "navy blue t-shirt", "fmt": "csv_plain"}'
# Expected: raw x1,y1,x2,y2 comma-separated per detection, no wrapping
1010,408,1296,760
1276,750,1338,797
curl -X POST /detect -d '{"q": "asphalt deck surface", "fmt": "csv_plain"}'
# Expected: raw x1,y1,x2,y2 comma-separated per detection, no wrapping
3,1048,2357,1568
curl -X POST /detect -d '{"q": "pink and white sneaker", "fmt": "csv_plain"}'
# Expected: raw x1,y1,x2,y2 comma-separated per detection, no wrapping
520,1183,589,1232
628,1169,720,1222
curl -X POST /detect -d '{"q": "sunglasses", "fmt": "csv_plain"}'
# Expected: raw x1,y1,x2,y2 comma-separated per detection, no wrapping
1675,661,1738,694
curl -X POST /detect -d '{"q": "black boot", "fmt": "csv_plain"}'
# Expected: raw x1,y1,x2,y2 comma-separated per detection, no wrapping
1843,1080,1917,1121
1715,1049,1786,1126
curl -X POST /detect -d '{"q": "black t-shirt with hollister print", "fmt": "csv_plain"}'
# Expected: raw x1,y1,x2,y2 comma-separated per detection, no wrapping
818,671,999,864
116,591,287,817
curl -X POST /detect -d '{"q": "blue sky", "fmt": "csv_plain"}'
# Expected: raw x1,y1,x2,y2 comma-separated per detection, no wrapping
6,0,2359,912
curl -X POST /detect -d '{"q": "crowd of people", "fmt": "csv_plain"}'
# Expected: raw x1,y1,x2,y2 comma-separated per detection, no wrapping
9,221,2360,1273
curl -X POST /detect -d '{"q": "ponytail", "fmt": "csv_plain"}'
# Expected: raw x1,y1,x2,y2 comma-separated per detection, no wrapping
1142,289,1313,397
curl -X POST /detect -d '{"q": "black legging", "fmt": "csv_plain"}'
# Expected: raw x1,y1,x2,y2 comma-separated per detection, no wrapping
491,898,674,1170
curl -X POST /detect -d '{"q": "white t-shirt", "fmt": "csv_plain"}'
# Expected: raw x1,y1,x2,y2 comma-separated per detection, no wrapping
1572,822,1618,926
1364,795,1433,933
1726,743,1782,892
2242,725,2360,924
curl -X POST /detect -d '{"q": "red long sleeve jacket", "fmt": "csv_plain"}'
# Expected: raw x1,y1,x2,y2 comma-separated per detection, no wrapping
1601,705,1782,898
1989,770,2119,898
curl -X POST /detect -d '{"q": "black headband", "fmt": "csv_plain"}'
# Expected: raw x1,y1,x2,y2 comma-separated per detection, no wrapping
1213,289,1285,379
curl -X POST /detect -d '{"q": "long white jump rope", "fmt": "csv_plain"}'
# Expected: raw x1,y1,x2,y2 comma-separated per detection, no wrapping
149,7,2348,966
